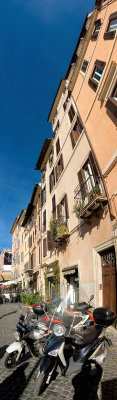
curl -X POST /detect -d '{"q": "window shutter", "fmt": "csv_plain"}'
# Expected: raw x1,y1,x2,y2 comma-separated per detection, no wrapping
56,138,60,155
78,168,87,199
88,152,99,178
68,105,75,123
29,236,32,248
70,130,78,148
47,231,56,251
64,194,69,218
52,195,56,211
60,153,64,171
41,190,43,207
49,174,52,193
43,210,46,232
43,238,47,258
57,203,62,218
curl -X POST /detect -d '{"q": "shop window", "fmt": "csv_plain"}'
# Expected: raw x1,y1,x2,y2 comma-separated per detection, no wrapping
88,60,106,92
104,12,117,39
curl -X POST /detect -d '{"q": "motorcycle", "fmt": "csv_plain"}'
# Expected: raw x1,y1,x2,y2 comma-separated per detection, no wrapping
4,295,95,369
34,306,116,396
4,302,51,369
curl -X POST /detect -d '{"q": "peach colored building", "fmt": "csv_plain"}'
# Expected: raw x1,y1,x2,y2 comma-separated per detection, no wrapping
35,0,117,315
10,210,26,286
22,183,42,292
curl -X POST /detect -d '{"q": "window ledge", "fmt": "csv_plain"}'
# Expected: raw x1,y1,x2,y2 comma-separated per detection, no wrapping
88,77,98,92
104,31,115,40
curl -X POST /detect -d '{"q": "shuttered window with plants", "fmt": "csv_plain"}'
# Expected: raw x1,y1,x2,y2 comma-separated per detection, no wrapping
55,154,64,182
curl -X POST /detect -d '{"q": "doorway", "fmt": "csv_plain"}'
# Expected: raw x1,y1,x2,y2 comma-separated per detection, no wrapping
100,247,117,313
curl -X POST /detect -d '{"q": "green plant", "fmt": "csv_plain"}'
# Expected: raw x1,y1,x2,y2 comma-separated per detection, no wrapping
73,201,85,217
50,218,59,240
89,186,101,197
20,293,43,305
56,225,69,241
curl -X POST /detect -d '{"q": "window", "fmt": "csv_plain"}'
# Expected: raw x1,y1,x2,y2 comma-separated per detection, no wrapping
70,116,84,149
49,147,54,167
55,154,64,182
43,238,47,258
104,12,117,40
42,166,46,183
68,104,75,123
38,215,40,231
81,59,89,74
43,209,46,232
91,19,101,41
41,186,46,207
63,91,71,111
56,137,60,156
53,120,59,137
88,60,106,92
52,194,56,218
57,194,69,224
49,168,55,193
77,152,100,204
106,81,117,121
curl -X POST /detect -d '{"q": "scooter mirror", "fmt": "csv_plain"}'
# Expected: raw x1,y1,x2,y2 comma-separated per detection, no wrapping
90,295,94,301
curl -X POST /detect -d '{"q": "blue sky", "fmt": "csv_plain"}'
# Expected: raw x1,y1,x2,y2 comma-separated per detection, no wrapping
0,0,95,251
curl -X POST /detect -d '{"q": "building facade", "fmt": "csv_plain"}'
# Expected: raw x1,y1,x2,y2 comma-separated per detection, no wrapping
0,248,12,282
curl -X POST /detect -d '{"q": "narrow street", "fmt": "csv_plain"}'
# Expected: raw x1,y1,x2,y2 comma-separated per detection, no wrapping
0,303,117,400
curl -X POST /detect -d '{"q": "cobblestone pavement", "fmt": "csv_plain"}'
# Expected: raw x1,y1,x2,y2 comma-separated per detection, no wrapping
0,303,117,400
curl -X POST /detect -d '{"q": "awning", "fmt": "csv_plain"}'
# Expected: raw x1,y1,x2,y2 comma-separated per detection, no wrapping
62,265,78,276
0,280,18,286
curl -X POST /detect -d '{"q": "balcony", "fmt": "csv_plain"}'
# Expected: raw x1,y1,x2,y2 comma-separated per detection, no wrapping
24,262,33,273
74,176,108,219
50,216,69,244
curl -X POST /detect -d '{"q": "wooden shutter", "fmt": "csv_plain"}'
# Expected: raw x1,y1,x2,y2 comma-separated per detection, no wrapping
78,168,87,199
70,130,78,148
47,231,56,251
43,210,46,232
64,194,69,218
43,238,47,258
60,153,64,171
29,235,32,248
68,105,75,123
57,203,62,218
88,152,99,179
41,190,43,207
56,138,60,155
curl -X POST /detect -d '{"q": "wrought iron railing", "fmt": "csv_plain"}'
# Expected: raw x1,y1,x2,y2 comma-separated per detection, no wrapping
74,175,106,212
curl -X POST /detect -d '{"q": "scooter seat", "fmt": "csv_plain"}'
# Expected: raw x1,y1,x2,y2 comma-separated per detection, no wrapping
72,325,103,346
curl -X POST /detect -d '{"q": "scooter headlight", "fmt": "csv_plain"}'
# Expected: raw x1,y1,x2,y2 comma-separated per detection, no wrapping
53,324,66,336
14,329,20,341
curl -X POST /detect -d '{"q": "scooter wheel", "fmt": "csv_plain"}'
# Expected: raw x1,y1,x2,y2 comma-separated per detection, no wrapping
4,349,25,369
34,373,47,396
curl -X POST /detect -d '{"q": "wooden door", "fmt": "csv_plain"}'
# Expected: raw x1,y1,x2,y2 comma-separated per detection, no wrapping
101,247,117,313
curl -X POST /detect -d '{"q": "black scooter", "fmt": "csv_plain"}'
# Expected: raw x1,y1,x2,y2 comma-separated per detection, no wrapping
34,307,116,396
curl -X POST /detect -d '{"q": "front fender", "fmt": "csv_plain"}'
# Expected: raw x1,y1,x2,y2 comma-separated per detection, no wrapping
6,341,24,355
39,355,56,375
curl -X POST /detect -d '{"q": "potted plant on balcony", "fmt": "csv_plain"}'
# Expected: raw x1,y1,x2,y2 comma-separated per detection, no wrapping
50,218,59,241
72,200,85,218
56,224,69,243
89,186,101,198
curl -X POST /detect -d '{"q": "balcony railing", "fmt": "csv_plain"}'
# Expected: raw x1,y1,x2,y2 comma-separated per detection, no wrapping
74,175,107,219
